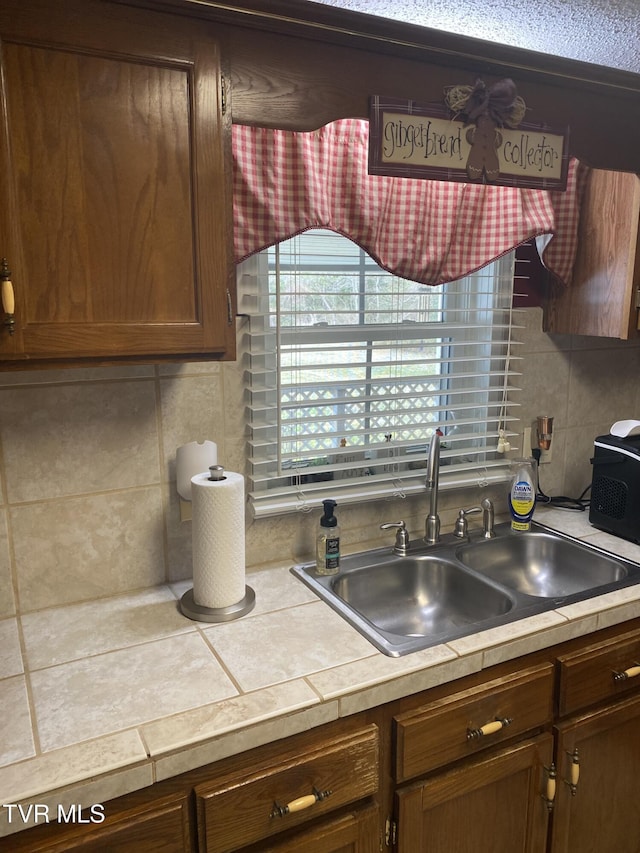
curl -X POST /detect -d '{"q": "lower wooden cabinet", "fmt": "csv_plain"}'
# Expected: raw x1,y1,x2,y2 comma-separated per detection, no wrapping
4,791,192,853
395,734,553,853
394,662,554,782
550,694,640,853
195,724,379,853
251,805,379,853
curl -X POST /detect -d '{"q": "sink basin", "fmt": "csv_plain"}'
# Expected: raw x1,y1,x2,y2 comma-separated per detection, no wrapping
291,521,640,656
457,530,629,598
331,556,513,638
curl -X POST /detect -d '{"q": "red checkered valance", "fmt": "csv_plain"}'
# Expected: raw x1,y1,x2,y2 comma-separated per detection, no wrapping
232,119,585,286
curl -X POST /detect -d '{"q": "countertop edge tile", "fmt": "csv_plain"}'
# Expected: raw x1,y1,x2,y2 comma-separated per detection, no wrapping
153,702,339,782
336,652,484,717
446,610,568,657
306,644,459,701
141,679,320,757
596,599,640,629
0,729,148,804
481,613,601,669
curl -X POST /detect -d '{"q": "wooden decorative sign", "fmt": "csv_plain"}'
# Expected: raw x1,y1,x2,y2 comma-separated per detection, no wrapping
369,85,569,191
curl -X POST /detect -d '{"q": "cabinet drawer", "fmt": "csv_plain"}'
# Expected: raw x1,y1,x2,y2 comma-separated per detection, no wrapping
558,626,640,716
394,662,554,782
195,724,379,853
6,791,192,852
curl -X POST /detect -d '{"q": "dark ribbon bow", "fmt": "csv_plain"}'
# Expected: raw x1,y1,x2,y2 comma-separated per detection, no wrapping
462,78,519,127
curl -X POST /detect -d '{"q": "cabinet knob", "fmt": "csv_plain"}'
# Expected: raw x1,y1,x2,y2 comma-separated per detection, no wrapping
1,258,15,335
466,717,513,741
270,786,332,819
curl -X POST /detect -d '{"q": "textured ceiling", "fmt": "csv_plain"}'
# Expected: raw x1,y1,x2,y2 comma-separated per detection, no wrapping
310,0,640,73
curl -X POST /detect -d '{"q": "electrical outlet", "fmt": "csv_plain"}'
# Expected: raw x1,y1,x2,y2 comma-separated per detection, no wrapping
523,426,533,454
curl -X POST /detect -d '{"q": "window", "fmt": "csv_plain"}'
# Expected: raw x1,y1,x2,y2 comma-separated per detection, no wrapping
242,229,520,517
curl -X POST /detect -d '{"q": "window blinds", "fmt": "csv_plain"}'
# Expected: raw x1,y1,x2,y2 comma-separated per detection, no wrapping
243,230,521,518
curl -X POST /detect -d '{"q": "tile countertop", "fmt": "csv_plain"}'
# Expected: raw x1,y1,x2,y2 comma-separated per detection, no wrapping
2,507,640,837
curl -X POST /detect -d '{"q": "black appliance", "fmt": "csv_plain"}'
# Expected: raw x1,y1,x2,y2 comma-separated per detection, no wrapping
590,432,640,544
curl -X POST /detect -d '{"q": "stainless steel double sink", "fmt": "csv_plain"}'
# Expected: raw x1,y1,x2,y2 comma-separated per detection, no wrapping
291,521,640,656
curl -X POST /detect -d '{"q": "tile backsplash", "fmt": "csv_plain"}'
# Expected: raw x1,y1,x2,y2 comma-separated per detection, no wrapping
1,308,639,616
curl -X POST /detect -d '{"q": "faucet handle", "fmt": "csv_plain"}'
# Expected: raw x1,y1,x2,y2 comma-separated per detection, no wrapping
453,506,482,539
380,521,410,555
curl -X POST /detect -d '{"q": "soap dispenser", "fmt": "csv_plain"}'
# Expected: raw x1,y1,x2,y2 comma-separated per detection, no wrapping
508,457,536,531
316,499,340,575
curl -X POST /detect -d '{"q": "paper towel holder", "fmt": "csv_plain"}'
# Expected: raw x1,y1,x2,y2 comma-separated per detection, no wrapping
180,464,255,623
180,586,255,623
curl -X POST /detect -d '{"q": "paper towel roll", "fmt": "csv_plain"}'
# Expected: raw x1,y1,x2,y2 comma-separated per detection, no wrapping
191,469,246,609
176,441,218,501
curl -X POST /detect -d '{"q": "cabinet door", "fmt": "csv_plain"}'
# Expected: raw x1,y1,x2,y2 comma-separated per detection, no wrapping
550,694,640,853
543,169,640,339
0,0,234,365
395,733,553,853
256,805,379,853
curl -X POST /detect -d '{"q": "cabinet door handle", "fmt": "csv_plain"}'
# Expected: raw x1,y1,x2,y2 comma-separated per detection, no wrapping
467,717,513,740
564,748,580,796
613,664,640,682
542,762,557,812
1,258,15,335
270,787,332,818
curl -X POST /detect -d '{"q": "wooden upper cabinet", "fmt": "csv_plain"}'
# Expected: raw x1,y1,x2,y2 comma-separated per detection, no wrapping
543,169,640,340
0,0,235,366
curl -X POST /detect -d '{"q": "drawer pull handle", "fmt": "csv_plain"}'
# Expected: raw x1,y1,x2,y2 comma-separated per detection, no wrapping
542,763,557,812
270,787,332,819
467,717,513,741
1,258,15,335
613,664,640,682
564,748,580,796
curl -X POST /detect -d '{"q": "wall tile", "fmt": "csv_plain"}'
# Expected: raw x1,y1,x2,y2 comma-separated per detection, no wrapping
159,374,226,484
0,380,160,503
0,307,633,617
164,486,193,582
515,348,571,429
518,307,572,354
156,361,221,377
567,347,640,429
11,487,165,611
563,423,609,498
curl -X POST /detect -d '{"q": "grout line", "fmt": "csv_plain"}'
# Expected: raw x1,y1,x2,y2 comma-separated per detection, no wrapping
153,365,171,584
197,627,245,695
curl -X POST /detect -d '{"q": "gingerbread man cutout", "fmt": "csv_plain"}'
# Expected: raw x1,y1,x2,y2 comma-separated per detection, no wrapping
465,113,503,181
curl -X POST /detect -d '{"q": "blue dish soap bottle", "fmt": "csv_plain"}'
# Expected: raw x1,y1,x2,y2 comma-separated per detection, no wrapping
316,499,340,575
508,458,536,531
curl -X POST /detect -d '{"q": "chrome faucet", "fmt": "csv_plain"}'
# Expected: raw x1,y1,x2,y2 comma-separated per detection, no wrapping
452,498,496,540
380,521,410,555
424,432,441,544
